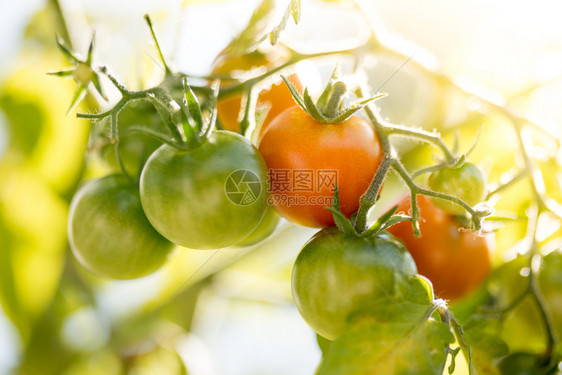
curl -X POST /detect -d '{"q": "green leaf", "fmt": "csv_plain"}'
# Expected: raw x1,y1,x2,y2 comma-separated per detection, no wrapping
219,0,275,57
269,0,301,44
461,315,509,375
319,300,453,375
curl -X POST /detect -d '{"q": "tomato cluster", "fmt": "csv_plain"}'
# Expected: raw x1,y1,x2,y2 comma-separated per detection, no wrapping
65,39,493,362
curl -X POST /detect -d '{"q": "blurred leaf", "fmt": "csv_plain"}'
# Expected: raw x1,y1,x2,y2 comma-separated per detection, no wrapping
318,312,452,374
269,0,300,44
218,0,276,58
539,250,562,340
0,58,89,194
0,166,68,342
319,277,452,374
461,315,509,375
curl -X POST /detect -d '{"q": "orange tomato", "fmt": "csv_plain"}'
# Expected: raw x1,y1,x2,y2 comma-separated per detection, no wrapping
386,195,493,300
211,50,302,134
258,106,383,228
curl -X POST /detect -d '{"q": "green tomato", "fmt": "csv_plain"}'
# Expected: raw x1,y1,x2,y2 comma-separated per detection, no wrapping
68,175,173,280
291,228,417,340
426,161,487,214
139,131,269,250
100,100,166,178
235,204,279,247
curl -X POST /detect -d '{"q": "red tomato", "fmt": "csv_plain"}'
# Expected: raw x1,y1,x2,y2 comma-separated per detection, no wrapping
258,106,383,228
386,195,493,300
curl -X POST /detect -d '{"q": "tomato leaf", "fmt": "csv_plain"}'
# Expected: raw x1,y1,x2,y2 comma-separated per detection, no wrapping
319,295,453,375
269,0,301,45
218,0,276,58
461,315,509,375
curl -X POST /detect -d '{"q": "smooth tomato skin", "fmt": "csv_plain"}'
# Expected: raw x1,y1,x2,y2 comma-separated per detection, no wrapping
426,162,487,214
68,175,173,280
140,131,269,250
292,228,417,340
386,195,493,300
258,106,383,228
235,204,279,247
212,51,302,134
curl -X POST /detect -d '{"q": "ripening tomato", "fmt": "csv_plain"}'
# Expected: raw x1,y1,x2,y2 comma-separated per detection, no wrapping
386,195,493,300
212,50,302,134
68,175,173,279
292,227,417,340
258,106,383,228
139,131,270,250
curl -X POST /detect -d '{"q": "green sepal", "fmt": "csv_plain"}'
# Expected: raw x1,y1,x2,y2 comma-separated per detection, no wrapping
325,186,357,236
328,92,387,123
303,88,328,122
281,75,306,110
66,83,87,115
91,73,107,101
47,69,74,77
55,35,78,64
204,80,220,139
86,33,95,65
359,206,413,238
182,78,204,133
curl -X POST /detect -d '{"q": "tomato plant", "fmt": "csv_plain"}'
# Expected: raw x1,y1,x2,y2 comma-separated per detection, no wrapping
37,1,562,373
212,50,302,134
291,227,417,340
386,194,493,300
140,131,270,250
426,161,487,215
68,174,173,279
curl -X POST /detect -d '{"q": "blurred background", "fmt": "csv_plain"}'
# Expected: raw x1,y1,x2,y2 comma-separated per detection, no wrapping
1,0,562,374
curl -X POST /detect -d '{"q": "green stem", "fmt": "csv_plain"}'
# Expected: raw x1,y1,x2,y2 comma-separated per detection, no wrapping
215,47,358,99
391,159,482,231
352,88,393,233
381,123,456,163
445,309,475,375
485,169,526,200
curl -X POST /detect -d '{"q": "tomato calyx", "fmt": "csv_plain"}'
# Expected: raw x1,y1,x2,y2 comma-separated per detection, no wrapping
48,34,107,114
282,66,386,124
326,187,412,239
